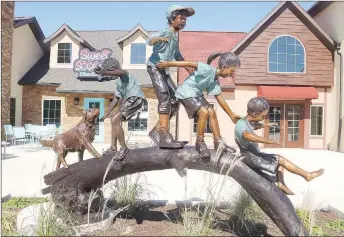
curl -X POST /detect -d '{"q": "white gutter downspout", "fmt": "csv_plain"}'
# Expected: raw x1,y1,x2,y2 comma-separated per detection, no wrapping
336,42,343,152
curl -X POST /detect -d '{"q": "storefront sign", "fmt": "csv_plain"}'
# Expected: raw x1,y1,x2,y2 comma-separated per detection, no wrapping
73,48,113,78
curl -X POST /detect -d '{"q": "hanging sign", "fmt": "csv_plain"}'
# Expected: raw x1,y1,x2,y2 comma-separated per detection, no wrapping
73,48,113,78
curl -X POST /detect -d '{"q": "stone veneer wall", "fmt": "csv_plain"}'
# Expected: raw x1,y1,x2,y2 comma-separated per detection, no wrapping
1,1,15,139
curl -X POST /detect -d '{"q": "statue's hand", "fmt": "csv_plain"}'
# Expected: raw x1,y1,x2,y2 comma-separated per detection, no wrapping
267,139,280,145
231,114,242,124
156,61,169,69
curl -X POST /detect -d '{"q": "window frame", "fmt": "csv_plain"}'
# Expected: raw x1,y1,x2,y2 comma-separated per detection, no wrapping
57,43,72,64
193,103,216,135
127,100,149,133
310,105,324,137
41,98,62,127
130,43,146,65
267,34,306,74
10,98,16,126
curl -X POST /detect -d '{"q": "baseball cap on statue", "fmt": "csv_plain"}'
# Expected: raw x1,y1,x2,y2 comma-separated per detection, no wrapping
166,5,195,20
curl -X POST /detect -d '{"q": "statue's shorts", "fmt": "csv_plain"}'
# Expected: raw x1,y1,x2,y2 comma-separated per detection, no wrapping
235,139,279,183
119,96,147,121
179,96,212,119
147,66,179,116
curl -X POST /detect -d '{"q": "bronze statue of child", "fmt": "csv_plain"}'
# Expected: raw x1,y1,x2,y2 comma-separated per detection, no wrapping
156,52,242,159
146,5,195,150
94,58,147,161
235,97,324,195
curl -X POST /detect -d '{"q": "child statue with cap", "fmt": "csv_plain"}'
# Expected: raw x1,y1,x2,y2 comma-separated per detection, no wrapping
146,5,195,150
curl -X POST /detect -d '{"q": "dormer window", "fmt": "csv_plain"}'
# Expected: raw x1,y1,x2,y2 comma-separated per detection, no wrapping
130,43,146,64
57,43,72,64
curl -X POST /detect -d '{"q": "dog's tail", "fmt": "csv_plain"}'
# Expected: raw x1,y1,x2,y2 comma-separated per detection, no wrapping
40,139,54,148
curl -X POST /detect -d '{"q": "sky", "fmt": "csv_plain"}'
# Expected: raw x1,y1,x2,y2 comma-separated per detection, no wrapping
14,1,316,37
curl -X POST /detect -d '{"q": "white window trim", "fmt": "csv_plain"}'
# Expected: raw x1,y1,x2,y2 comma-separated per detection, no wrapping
310,104,324,137
41,98,63,126
267,34,307,74
127,100,149,134
57,43,72,65
130,43,146,66
192,102,216,135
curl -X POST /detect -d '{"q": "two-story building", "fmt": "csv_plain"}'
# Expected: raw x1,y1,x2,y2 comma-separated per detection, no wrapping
177,1,336,150
18,23,177,144
307,1,343,152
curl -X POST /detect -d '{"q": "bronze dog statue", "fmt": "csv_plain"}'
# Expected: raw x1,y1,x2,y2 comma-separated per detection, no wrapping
41,108,102,170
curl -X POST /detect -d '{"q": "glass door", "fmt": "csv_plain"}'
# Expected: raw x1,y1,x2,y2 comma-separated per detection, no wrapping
264,104,284,148
284,104,304,148
84,98,104,143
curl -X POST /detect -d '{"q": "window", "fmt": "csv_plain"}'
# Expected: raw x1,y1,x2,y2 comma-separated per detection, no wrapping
130,43,146,64
43,100,61,127
57,43,72,63
310,105,323,136
128,100,148,131
193,104,215,134
268,35,305,73
10,98,15,126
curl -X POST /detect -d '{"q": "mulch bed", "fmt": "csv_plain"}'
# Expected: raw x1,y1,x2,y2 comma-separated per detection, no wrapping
95,204,344,236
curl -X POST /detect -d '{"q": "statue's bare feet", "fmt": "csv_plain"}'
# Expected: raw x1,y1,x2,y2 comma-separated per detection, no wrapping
63,164,69,169
306,169,324,181
277,182,295,195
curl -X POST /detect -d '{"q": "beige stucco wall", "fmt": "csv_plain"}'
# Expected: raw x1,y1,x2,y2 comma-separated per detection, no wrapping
177,86,259,148
11,24,44,126
49,31,80,68
312,2,344,152
308,88,332,149
122,30,153,70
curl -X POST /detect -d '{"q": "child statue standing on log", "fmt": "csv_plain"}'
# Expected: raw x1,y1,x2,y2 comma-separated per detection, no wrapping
94,58,147,161
235,97,324,195
156,52,242,159
146,5,195,149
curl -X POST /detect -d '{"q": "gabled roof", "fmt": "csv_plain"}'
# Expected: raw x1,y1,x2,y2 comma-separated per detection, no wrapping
178,31,247,86
13,16,48,52
18,29,158,91
116,24,150,43
231,1,336,54
44,24,95,50
307,1,334,17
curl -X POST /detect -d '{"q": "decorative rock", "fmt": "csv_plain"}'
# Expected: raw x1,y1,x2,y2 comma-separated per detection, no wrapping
16,202,55,236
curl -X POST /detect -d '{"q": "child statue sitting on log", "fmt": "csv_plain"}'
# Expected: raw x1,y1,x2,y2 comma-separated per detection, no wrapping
94,58,147,161
235,97,324,195
156,52,242,159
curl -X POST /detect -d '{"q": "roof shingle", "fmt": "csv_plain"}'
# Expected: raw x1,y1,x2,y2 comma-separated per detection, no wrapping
178,31,247,86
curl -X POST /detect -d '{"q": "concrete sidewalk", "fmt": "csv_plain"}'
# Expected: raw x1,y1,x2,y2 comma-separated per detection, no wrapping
2,143,344,213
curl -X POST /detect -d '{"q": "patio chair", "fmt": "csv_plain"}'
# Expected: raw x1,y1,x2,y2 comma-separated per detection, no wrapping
13,127,30,146
4,125,15,144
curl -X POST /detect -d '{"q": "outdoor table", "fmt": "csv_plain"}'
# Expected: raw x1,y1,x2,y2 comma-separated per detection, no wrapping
1,141,10,159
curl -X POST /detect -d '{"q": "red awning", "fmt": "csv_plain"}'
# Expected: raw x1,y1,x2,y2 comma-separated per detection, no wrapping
257,86,318,100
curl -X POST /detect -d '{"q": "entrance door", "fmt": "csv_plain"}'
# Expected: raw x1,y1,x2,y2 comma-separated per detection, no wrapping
84,98,104,143
285,104,304,148
264,103,304,148
264,105,284,148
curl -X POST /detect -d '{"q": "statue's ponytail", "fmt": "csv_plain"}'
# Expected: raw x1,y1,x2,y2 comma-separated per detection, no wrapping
207,52,222,65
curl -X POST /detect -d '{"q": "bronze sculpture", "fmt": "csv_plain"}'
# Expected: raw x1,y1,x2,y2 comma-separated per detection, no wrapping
94,58,147,161
156,52,241,159
40,108,102,170
146,5,195,149
234,97,324,194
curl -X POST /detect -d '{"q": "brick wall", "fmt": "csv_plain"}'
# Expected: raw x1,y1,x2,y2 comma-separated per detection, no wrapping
1,1,15,139
22,85,176,144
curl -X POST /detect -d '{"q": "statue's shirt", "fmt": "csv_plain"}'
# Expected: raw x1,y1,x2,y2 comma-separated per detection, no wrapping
115,72,145,100
175,62,221,99
146,27,184,70
235,118,260,152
